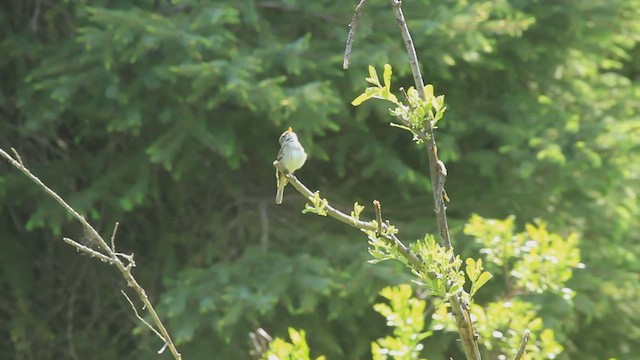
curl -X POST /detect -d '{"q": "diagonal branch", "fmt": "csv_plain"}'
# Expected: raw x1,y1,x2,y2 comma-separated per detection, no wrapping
513,329,531,360
0,147,182,360
274,161,421,268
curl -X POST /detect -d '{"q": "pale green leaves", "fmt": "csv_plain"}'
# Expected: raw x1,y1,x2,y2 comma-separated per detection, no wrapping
263,328,326,360
352,64,447,143
352,64,400,106
464,214,582,297
351,202,365,222
410,235,465,298
302,191,329,216
465,258,493,298
372,285,431,360
366,224,401,265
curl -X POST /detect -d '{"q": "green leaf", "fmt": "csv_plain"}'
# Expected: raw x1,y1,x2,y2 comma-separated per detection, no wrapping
471,271,493,297
466,257,478,282
383,63,392,92
365,65,381,87
351,90,375,106
424,84,434,99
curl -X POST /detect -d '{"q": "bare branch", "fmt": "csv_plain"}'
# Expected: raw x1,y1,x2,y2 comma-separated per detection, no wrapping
63,237,114,264
389,1,480,358
121,290,166,344
0,147,182,360
343,0,368,69
110,222,120,251
390,0,426,99
513,329,531,360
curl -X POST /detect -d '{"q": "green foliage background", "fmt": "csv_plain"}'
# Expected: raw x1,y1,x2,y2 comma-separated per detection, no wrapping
1,0,639,359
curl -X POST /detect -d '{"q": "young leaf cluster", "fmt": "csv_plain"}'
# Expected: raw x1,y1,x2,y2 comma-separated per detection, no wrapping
351,65,446,143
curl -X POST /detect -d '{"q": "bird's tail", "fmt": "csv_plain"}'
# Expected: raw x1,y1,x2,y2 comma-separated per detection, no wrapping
275,172,287,204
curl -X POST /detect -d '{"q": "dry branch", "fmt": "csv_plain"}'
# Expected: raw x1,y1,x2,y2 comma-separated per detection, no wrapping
0,147,182,360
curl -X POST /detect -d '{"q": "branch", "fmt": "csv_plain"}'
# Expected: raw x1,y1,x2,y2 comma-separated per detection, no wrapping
389,0,451,249
273,161,421,268
513,329,531,360
343,0,368,69
388,1,480,359
121,290,168,353
0,147,182,360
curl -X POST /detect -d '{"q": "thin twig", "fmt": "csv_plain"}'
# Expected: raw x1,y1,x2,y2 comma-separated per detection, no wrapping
373,200,382,233
121,290,167,346
110,222,119,251
343,0,368,69
10,148,24,166
513,329,531,360
63,238,114,264
390,0,426,99
274,161,421,268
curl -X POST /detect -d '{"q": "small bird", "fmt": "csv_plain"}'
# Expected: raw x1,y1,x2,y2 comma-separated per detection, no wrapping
275,127,307,204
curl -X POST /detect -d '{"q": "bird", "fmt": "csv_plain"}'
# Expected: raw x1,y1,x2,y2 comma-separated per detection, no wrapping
275,127,307,204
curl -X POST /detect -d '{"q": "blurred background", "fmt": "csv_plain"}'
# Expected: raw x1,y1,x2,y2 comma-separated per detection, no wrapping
1,0,639,358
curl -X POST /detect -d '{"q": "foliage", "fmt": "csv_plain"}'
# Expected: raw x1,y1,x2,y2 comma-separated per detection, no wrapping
1,0,639,359
352,64,446,143
465,215,582,297
371,285,431,360
266,285,430,360
263,328,326,360
456,216,581,359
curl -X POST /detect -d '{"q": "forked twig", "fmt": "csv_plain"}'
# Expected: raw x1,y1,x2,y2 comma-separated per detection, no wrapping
121,290,168,353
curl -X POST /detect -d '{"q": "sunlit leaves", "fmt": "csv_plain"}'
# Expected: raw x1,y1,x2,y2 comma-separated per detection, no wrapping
352,64,447,143
352,65,400,106
371,285,431,360
264,328,326,360
464,214,582,296
409,235,464,298
465,258,493,298
303,191,329,216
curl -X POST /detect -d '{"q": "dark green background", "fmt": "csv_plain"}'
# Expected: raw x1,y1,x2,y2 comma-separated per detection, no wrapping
1,0,639,358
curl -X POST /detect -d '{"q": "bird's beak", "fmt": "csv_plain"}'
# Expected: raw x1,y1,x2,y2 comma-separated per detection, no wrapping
287,127,293,132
